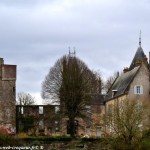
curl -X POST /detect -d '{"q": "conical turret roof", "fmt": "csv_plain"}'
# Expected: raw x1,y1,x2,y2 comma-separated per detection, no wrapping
129,45,147,70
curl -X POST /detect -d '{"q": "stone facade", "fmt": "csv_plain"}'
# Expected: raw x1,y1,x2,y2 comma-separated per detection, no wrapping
105,42,150,134
16,105,62,136
106,63,150,110
60,104,105,137
128,63,150,102
16,104,105,137
0,58,16,129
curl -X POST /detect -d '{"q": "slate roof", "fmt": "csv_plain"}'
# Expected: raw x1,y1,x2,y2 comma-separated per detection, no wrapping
105,66,140,101
91,94,105,105
95,95,105,105
129,46,147,70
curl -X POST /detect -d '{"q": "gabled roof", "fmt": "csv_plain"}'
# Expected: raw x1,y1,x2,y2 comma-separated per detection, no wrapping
105,66,140,101
129,46,147,70
90,94,105,105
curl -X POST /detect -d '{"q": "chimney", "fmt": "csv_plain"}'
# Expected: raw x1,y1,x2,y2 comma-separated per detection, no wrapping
123,67,129,73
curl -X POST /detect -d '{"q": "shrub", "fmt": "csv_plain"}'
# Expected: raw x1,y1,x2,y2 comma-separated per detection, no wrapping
80,137,103,142
17,132,28,138
22,136,72,143
140,138,150,150
0,130,22,146
139,130,150,150
0,129,10,146
142,129,150,138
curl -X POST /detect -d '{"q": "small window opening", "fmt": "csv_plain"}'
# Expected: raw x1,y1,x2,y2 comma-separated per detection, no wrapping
39,106,43,114
55,106,60,114
21,107,24,114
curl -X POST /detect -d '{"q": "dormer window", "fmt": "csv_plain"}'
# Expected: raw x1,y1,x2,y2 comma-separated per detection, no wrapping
112,90,117,98
134,85,143,94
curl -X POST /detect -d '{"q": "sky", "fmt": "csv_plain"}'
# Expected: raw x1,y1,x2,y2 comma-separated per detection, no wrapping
0,0,150,104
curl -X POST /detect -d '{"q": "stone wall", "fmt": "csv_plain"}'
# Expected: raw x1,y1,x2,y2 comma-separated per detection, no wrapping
0,58,16,129
128,63,150,102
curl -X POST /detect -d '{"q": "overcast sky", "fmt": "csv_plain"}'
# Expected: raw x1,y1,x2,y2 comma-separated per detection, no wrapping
0,0,150,104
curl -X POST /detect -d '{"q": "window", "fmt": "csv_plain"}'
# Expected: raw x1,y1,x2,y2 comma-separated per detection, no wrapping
21,107,24,114
6,109,10,119
85,105,91,113
13,87,16,95
85,127,91,136
136,86,140,94
39,119,44,129
39,106,43,114
55,121,58,124
55,106,60,114
134,85,143,94
55,127,59,132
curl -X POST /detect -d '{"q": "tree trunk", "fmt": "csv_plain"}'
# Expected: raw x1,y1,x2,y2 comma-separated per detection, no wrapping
68,117,76,138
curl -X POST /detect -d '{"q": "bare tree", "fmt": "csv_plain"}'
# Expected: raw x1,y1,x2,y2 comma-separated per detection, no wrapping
105,99,145,148
42,55,100,137
16,92,36,105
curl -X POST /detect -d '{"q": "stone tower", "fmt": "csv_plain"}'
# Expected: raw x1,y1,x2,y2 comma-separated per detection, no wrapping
0,58,16,128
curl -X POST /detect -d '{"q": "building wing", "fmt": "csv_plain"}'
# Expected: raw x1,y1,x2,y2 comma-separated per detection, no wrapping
105,66,140,101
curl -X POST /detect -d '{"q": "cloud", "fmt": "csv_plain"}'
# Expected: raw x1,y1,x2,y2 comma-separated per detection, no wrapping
0,0,150,103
